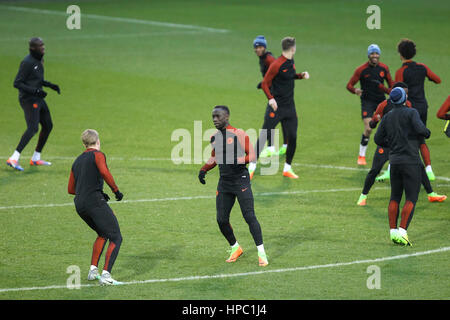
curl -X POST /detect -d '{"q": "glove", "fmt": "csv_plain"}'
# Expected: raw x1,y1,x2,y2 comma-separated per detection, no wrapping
35,89,47,98
198,170,206,184
114,190,123,201
256,82,262,89
49,83,60,94
102,192,110,202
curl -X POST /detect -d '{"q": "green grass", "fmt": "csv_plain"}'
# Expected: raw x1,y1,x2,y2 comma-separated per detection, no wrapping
0,0,449,300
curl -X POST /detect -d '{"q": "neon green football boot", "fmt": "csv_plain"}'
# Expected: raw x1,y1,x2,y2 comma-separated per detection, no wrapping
375,170,390,182
259,147,276,158
278,145,287,156
357,194,367,206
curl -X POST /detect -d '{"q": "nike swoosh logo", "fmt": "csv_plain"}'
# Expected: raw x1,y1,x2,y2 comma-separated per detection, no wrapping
241,188,248,192
34,66,38,69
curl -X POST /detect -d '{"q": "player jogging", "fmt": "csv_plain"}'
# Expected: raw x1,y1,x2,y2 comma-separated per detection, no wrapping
374,87,430,246
68,129,124,285
6,37,60,171
357,82,446,206
395,38,441,180
249,37,309,179
253,35,289,158
198,106,268,267
346,44,393,166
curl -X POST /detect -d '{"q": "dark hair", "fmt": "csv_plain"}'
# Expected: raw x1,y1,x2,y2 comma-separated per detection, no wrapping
393,81,408,89
213,105,230,115
29,37,44,48
397,39,416,60
281,37,296,51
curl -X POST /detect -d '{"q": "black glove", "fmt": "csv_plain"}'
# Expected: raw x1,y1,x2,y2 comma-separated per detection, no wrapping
49,83,60,94
102,192,110,202
198,170,206,184
35,88,47,98
256,82,262,89
114,190,123,201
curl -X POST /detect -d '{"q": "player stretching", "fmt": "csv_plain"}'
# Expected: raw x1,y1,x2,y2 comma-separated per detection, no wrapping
375,88,430,246
395,39,441,181
346,44,393,165
253,35,288,158
357,82,446,206
249,37,309,179
68,129,124,285
198,106,268,267
6,37,60,171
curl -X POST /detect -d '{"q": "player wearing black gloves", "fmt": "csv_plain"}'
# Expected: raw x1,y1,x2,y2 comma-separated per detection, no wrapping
68,129,124,285
198,105,268,267
6,37,61,171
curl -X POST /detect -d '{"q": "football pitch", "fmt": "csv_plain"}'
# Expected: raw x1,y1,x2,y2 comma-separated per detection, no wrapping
0,0,449,300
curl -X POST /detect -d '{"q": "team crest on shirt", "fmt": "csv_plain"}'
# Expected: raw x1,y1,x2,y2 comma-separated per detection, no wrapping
227,137,233,144
379,71,385,77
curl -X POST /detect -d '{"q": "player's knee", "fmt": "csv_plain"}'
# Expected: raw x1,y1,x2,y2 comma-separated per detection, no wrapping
242,211,257,225
109,231,122,246
216,217,229,227
27,124,39,136
45,121,53,133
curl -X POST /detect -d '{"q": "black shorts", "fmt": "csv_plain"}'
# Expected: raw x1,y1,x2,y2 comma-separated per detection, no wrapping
74,192,121,240
361,99,379,119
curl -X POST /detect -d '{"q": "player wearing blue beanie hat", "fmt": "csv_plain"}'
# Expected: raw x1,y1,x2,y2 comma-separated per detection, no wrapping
368,44,381,57
346,44,393,166
250,36,290,172
253,35,267,48
389,87,407,105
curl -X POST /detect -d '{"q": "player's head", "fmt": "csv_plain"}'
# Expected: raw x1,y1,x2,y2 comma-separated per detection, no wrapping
393,81,409,95
29,37,45,59
253,35,267,57
212,105,230,130
389,87,407,105
367,44,380,65
81,129,100,149
397,39,416,60
281,37,296,55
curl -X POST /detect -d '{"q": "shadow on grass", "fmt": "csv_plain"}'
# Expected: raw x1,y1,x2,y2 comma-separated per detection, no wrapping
120,244,181,277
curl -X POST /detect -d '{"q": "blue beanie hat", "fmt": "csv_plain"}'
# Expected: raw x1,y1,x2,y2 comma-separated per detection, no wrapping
390,87,407,105
368,44,381,56
253,35,267,48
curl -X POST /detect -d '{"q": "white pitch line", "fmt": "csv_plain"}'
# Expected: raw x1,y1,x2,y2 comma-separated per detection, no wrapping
0,187,388,211
2,6,229,33
0,246,448,293
2,155,449,181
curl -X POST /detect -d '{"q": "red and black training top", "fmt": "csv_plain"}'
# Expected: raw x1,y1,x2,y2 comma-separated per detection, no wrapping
68,148,118,197
261,55,304,105
201,125,256,179
369,99,413,128
347,62,394,103
437,95,450,120
259,51,276,77
395,60,441,107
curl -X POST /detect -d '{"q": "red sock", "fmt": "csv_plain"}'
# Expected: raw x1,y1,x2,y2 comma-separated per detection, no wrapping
91,236,106,266
400,201,415,230
420,144,431,166
388,200,399,229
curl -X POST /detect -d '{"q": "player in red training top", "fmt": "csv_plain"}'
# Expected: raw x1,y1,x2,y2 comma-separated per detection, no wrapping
198,105,268,267
347,44,393,166
395,38,441,181
253,35,289,158
68,129,124,285
249,37,310,179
